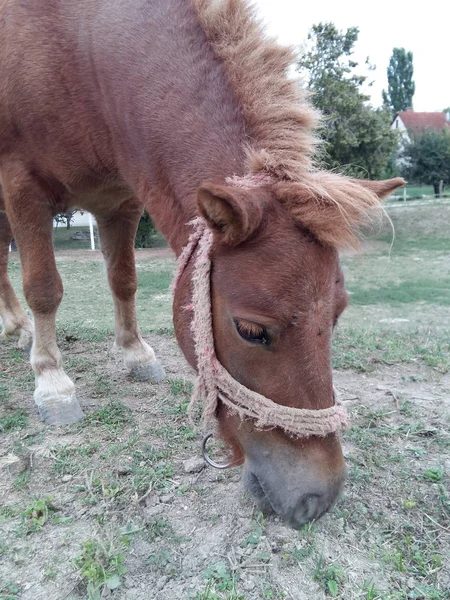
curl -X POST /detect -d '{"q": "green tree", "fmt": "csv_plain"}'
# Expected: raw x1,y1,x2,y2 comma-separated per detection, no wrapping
382,48,415,115
297,23,398,179
134,211,158,248
402,129,450,196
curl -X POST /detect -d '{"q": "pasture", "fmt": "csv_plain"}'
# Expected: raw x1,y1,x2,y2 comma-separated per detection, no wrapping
0,204,449,600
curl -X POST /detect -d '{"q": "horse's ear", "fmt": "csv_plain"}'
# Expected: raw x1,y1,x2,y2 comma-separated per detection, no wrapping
354,177,406,200
197,182,267,246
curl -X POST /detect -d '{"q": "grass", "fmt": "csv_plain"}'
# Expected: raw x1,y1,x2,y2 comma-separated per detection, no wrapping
333,328,450,373
0,408,29,432
1,202,449,599
74,533,130,599
20,497,56,535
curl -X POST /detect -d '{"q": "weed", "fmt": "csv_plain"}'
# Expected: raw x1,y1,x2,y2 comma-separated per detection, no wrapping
284,545,315,564
146,518,170,542
193,562,244,600
422,466,445,483
361,580,381,599
74,534,129,600
146,549,175,575
313,554,344,597
261,583,287,599
0,582,21,599
20,497,56,535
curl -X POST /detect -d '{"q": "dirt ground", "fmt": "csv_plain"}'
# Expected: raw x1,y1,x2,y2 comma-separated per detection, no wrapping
1,330,449,600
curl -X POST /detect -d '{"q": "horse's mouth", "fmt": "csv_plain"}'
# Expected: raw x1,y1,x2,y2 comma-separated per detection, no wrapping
242,466,276,515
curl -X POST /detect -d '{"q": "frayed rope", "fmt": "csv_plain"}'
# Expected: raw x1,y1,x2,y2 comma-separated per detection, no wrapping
173,217,348,437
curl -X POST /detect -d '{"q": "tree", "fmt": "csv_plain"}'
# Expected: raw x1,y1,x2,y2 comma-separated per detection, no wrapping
54,209,77,229
297,23,398,179
382,48,415,115
134,211,158,248
402,129,450,196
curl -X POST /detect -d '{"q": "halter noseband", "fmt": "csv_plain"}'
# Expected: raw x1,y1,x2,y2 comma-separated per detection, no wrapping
173,217,348,439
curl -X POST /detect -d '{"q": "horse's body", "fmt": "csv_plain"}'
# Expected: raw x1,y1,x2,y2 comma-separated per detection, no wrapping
0,0,404,527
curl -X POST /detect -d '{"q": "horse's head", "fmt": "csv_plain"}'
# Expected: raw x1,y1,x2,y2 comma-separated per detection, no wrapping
173,174,404,528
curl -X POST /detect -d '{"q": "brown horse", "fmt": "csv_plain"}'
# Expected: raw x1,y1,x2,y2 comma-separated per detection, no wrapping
0,0,404,527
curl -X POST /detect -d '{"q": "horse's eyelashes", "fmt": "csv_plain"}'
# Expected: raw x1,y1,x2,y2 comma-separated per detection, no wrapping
234,319,268,345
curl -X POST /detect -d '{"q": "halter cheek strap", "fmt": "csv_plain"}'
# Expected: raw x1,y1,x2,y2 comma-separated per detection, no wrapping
173,217,348,438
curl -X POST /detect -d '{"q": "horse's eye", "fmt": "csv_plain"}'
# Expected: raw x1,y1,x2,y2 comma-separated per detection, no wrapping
234,319,268,345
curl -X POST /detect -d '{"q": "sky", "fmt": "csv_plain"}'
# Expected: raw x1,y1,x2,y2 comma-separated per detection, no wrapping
253,0,448,112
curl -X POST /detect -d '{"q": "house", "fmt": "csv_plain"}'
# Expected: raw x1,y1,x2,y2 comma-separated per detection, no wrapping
392,109,450,144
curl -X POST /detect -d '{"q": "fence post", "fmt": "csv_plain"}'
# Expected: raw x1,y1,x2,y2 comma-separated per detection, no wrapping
88,213,96,251
403,187,407,201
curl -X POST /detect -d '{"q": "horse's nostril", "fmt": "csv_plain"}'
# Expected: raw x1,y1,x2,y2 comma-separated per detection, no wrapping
291,494,326,528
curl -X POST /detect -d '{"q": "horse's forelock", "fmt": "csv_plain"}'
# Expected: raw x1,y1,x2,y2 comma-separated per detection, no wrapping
273,174,387,250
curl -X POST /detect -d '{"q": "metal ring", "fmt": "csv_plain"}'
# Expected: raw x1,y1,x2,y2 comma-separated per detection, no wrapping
201,433,234,470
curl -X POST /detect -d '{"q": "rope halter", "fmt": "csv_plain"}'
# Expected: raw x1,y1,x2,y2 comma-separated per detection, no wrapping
173,217,348,438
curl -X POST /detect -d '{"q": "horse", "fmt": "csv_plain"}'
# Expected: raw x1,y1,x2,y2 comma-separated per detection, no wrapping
0,0,404,528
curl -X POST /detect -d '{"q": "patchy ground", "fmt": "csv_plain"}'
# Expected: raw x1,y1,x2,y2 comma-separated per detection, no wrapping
1,203,449,599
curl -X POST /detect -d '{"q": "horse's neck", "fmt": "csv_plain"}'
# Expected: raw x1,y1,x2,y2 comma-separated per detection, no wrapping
89,0,247,254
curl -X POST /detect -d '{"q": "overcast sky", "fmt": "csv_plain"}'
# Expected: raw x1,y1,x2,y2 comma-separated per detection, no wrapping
253,0,448,112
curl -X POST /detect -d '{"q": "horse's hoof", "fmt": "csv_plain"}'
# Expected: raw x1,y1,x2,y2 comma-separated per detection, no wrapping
37,393,84,425
131,359,166,383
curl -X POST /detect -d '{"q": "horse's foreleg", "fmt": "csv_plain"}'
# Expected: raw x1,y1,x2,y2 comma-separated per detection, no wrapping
96,199,165,382
2,168,83,424
0,211,33,349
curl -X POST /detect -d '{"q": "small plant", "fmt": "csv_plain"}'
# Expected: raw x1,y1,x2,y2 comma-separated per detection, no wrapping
313,554,344,597
74,534,129,600
0,582,21,599
146,518,170,542
194,562,244,600
20,497,56,535
422,466,445,483
361,579,381,599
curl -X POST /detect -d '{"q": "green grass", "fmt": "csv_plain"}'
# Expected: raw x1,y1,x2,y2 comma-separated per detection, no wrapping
388,184,450,200
349,278,450,306
376,234,449,254
85,401,133,431
74,533,130,599
52,226,94,251
333,328,450,373
0,409,28,432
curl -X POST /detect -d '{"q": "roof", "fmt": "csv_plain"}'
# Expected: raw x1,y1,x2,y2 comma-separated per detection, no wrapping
396,111,450,134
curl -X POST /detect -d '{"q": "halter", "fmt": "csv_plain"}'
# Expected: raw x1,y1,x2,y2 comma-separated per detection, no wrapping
173,217,349,439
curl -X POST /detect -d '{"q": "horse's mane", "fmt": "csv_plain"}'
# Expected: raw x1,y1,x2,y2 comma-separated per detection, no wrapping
192,0,393,250
192,0,319,181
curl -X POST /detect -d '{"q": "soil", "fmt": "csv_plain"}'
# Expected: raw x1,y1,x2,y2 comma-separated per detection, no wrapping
1,332,449,600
